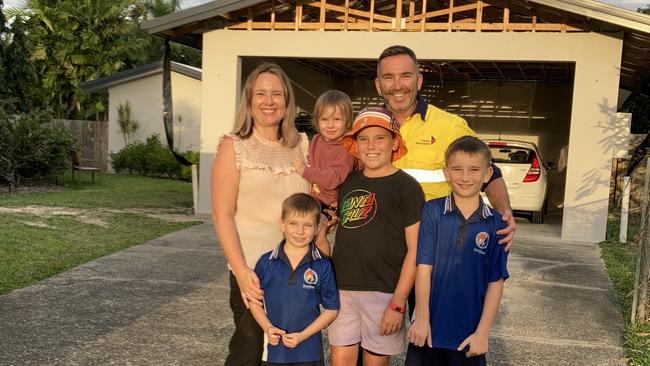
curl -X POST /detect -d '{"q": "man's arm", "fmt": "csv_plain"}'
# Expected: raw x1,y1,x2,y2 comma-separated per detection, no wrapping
484,177,515,251
457,279,504,357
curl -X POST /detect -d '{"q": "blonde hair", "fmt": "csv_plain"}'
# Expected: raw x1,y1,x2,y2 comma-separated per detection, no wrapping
232,63,299,148
312,90,354,133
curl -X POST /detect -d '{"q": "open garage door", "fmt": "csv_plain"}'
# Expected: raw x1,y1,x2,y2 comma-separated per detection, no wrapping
242,57,574,236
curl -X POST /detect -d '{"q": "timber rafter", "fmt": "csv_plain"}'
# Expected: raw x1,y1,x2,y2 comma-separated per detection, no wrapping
222,0,591,32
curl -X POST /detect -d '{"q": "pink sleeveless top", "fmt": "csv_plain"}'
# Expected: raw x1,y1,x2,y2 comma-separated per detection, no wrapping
218,130,310,268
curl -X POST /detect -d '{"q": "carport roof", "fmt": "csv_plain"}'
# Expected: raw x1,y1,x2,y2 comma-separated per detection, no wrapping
142,0,650,91
80,61,202,92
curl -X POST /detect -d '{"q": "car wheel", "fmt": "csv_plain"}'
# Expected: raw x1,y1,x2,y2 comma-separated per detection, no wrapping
532,210,544,224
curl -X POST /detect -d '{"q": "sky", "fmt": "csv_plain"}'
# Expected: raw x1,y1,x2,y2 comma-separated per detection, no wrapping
3,0,650,12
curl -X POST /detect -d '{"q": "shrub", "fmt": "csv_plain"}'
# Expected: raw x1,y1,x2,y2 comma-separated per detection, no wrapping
110,134,197,180
179,150,200,181
0,110,73,189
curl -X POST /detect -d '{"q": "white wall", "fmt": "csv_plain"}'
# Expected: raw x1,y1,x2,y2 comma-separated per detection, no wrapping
107,71,202,163
200,30,623,243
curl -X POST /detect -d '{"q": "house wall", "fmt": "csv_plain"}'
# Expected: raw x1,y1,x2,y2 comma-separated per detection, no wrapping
107,71,202,164
200,30,623,243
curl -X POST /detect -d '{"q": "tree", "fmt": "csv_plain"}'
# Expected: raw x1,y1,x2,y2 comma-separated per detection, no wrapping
624,4,650,172
0,0,9,108
21,0,149,120
142,0,182,17
16,0,200,120
135,0,202,67
3,16,39,113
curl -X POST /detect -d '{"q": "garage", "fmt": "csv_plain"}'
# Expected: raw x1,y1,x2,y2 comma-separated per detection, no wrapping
143,0,650,243
240,56,573,227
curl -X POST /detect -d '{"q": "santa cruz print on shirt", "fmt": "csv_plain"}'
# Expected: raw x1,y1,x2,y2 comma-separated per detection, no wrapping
340,190,377,228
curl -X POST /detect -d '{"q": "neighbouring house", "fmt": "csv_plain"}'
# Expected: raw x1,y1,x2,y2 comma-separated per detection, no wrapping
142,0,650,242
82,61,202,165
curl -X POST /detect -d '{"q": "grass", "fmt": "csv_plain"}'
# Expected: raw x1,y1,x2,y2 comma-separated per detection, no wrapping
0,173,194,208
0,173,203,295
601,213,650,366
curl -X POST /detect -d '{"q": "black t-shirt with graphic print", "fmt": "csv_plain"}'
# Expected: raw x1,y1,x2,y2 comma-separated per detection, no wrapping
332,170,425,293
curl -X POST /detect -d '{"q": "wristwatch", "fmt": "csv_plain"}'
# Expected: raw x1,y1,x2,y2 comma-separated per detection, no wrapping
389,302,405,314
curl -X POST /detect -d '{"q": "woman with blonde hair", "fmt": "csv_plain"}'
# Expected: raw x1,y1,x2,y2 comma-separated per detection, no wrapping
211,63,311,365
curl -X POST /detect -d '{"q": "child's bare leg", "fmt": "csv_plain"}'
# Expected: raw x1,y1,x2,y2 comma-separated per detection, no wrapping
331,344,359,366
362,349,389,366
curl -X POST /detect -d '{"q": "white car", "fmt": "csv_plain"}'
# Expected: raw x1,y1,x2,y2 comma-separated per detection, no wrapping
482,140,551,224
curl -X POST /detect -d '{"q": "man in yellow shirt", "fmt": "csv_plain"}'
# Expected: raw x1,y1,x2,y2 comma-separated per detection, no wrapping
376,45,516,247
374,44,516,365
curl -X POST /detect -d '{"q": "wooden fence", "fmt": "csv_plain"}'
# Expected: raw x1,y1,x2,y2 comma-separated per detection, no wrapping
52,119,108,171
610,134,648,216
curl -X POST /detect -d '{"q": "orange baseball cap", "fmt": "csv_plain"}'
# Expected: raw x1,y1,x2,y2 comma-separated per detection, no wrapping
343,107,407,162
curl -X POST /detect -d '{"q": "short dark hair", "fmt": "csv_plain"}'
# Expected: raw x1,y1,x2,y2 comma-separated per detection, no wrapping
281,193,321,224
445,136,492,166
377,45,419,76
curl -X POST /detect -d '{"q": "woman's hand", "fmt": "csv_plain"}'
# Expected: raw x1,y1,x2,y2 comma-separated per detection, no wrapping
235,268,264,308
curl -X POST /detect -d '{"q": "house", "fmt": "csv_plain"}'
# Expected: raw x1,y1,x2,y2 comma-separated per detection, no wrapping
82,61,202,160
142,0,650,242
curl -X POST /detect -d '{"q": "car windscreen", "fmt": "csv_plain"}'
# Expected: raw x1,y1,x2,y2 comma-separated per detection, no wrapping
489,146,535,164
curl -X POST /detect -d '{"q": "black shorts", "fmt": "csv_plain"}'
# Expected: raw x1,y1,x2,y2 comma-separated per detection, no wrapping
405,344,487,366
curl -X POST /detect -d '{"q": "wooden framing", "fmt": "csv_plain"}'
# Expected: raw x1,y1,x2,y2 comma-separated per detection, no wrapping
224,0,588,33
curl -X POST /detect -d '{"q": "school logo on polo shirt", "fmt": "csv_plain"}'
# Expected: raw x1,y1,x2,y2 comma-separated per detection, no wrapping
474,232,489,255
340,189,377,229
303,268,318,290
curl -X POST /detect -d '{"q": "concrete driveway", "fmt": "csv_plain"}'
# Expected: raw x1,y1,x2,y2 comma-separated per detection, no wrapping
0,220,626,365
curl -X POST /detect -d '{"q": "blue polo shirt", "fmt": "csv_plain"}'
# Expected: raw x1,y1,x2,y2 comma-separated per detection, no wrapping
416,194,509,351
255,241,340,363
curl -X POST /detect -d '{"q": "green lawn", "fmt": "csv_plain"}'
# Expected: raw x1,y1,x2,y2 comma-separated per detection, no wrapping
601,214,650,366
0,173,203,295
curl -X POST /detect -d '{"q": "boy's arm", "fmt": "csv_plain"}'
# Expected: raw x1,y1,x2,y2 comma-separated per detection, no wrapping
407,264,433,347
380,221,419,336
457,279,505,357
249,302,285,346
282,309,339,348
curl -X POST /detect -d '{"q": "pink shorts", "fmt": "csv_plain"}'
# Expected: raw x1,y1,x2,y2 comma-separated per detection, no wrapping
328,290,405,355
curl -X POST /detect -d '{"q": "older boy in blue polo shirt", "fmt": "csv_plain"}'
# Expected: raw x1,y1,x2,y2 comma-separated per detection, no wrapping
250,193,340,366
406,136,509,366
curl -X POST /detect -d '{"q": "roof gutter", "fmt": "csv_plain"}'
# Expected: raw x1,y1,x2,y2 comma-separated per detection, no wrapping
141,0,265,35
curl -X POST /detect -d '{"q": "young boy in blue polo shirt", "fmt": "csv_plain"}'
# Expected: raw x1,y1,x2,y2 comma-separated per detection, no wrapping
406,136,509,366
250,193,340,366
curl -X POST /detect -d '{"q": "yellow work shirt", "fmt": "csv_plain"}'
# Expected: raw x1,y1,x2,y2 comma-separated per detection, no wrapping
393,99,475,201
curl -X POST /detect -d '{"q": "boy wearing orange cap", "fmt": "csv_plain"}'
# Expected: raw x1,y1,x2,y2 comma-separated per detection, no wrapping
329,107,425,366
